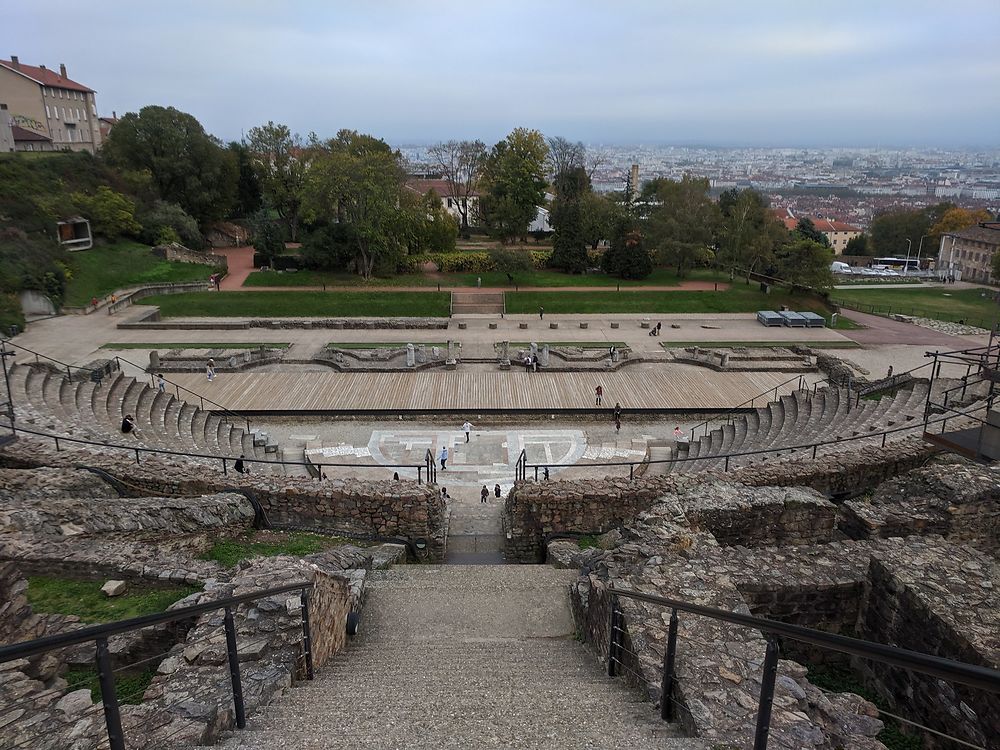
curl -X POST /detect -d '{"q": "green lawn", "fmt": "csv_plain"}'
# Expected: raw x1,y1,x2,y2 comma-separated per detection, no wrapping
203,530,360,568
27,576,198,624
505,287,828,315
100,342,290,350
138,291,451,318
831,287,1000,328
242,267,728,289
326,342,449,349
508,341,628,349
64,242,220,307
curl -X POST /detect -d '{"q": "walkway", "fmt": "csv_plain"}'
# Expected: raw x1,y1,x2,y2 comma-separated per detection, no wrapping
218,565,701,749
837,309,985,347
168,366,806,413
214,246,255,290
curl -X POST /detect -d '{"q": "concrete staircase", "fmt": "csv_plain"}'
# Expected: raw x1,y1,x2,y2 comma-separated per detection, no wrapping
216,565,707,749
451,290,504,315
6,363,306,477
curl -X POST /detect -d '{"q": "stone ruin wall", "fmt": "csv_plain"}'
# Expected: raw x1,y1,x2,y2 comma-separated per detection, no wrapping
0,438,448,561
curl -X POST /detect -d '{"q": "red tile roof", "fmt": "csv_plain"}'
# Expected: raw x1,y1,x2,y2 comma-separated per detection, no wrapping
811,218,861,233
0,60,94,93
11,125,51,142
770,209,859,233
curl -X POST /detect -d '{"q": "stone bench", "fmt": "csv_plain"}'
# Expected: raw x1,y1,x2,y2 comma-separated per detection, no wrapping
519,323,528,329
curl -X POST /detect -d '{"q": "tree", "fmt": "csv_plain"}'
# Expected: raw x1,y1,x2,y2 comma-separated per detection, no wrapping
71,186,141,241
245,122,309,241
868,203,955,258
413,190,458,253
601,218,652,279
228,141,263,217
844,233,871,255
794,217,830,247
716,188,785,277
479,128,549,243
548,166,590,273
773,238,834,290
137,201,204,249
249,209,285,267
580,191,619,250
102,105,236,224
488,246,533,279
928,207,993,237
641,176,721,278
546,136,585,179
303,130,417,279
426,140,487,234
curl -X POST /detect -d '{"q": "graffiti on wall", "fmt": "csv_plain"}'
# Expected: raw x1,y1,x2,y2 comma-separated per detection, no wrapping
11,114,45,132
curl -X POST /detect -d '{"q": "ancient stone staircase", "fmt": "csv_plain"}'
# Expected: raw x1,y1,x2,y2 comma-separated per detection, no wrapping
451,290,504,315
216,565,708,749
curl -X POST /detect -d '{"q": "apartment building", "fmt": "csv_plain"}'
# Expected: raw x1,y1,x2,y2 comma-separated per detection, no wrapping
0,56,102,153
772,209,862,254
936,223,1000,283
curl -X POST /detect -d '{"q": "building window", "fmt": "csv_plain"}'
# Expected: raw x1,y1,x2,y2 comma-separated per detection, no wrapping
54,107,59,120
58,89,63,98
45,105,50,118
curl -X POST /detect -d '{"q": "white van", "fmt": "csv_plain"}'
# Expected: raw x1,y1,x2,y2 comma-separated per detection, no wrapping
830,261,852,275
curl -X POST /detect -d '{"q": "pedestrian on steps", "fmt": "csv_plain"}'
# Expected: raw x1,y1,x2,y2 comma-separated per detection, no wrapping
439,445,449,470
206,359,215,381
595,384,603,406
494,483,502,498
481,485,489,503
613,402,621,422
234,455,250,474
120,414,139,438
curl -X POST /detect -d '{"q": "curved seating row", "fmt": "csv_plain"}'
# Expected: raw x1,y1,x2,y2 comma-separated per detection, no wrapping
6,364,304,476
646,377,989,476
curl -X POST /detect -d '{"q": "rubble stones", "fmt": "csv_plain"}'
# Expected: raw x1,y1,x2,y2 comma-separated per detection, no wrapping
101,580,127,597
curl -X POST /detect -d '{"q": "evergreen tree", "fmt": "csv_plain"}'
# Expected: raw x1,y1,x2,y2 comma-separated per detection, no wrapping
548,166,590,273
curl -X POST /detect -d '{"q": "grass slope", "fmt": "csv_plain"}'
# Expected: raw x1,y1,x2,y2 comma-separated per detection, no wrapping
27,576,198,623
832,287,1000,328
203,531,358,567
65,242,219,306
505,287,828,315
138,290,451,318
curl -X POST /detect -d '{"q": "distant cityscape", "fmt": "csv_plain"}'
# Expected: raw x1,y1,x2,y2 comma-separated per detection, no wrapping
403,144,1000,231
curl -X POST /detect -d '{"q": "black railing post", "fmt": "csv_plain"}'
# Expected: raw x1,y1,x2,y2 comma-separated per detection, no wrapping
223,606,247,729
724,455,730,472
608,597,620,677
222,458,228,476
660,608,679,721
54,436,60,451
752,637,781,750
300,588,315,680
417,465,423,484
812,444,817,459
134,448,140,465
534,465,539,481
95,636,126,750
629,463,634,480
200,396,205,410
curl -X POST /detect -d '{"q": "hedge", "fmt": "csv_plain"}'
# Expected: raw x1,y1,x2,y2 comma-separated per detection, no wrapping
399,250,553,273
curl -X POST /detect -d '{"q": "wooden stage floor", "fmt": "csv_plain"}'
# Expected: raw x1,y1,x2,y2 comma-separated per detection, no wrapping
170,366,807,413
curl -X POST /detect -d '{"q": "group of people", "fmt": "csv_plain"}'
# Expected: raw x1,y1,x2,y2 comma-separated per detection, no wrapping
647,322,663,336
522,353,539,371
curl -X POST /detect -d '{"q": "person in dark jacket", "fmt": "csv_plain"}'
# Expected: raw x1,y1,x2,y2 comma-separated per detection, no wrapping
494,483,502,498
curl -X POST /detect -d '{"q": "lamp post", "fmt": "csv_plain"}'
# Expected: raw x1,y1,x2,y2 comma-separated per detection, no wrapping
915,234,931,275
903,238,912,276
0,339,15,434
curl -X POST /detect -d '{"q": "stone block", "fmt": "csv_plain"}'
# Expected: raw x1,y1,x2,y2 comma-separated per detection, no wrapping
640,320,651,329
101,580,127,597
579,323,588,329
549,323,558,329
458,323,467,330
610,322,619,329
488,323,498,329
519,323,528,329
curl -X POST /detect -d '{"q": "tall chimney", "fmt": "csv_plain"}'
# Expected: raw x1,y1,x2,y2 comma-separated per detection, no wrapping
10,55,18,69
59,63,66,78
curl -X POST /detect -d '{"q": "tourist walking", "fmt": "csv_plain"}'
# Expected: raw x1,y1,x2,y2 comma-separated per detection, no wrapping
673,426,688,443
494,483,502,498
441,487,450,500
615,416,621,434
439,445,449,470
539,306,544,320
157,373,166,393
613,402,621,422
206,358,215,381
481,485,489,503
595,384,603,406
462,420,473,442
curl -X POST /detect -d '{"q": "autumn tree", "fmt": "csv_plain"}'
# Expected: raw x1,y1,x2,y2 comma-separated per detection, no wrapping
548,166,591,273
928,207,993,237
426,139,487,235
246,122,309,241
479,128,549,243
641,176,720,278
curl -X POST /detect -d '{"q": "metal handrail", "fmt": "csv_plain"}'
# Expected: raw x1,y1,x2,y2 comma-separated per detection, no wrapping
0,581,316,750
608,585,1000,693
0,421,433,483
112,352,252,431
524,402,987,478
686,372,812,442
606,584,1000,749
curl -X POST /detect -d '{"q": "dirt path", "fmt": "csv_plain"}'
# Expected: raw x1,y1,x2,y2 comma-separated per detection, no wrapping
214,246,255,290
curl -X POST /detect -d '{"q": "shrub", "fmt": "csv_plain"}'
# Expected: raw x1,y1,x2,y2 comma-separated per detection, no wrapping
137,201,204,249
489,247,533,274
70,186,141,241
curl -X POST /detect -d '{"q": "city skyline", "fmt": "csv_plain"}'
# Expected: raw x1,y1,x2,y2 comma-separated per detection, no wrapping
3,0,999,148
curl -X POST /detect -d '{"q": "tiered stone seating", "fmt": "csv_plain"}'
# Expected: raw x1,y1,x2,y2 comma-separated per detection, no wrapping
649,377,990,476
6,364,304,476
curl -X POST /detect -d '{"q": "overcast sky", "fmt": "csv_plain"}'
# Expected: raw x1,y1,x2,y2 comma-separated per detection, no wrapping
4,1,998,147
